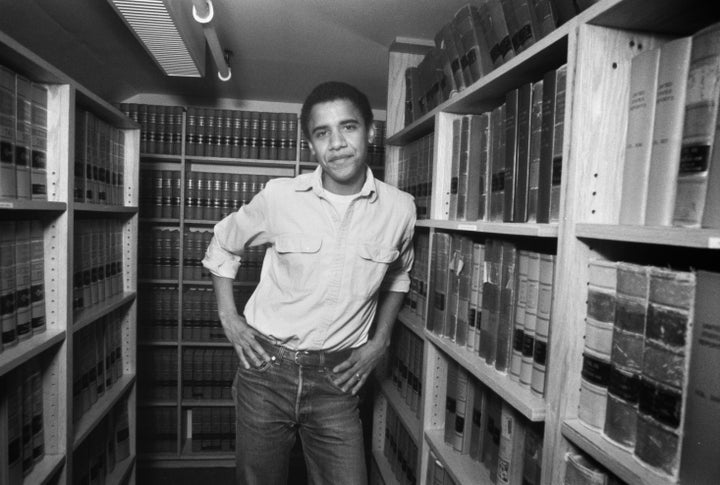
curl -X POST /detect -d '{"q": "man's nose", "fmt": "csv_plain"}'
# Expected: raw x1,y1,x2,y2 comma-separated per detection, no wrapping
329,129,347,149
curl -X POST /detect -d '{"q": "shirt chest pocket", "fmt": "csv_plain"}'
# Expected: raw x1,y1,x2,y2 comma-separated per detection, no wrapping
352,243,400,298
273,236,323,291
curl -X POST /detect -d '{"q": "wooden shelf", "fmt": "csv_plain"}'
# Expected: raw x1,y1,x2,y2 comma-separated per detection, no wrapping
585,0,713,34
139,217,180,225
0,199,66,211
416,219,559,238
397,308,426,340
140,154,182,161
562,419,674,485
179,341,232,348
22,453,66,485
107,455,136,485
380,378,422,445
74,203,138,214
0,329,65,377
73,291,137,333
185,155,297,168
139,454,234,467
425,331,545,422
425,429,492,485
181,399,234,407
74,374,137,449
576,223,720,249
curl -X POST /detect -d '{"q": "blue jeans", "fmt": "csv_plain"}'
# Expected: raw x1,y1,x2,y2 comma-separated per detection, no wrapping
232,337,368,485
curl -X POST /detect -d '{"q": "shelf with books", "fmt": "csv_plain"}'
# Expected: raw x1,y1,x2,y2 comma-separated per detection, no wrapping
74,203,138,214
0,329,65,377
426,331,545,422
0,200,66,211
371,390,419,485
575,224,720,249
562,419,672,485
424,429,492,485
73,291,137,333
22,452,66,485
417,219,559,238
73,373,136,449
380,377,422,445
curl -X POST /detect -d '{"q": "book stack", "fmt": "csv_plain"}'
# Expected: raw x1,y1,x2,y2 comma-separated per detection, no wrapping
137,284,178,342
180,347,238,401
397,132,434,219
72,310,124,422
189,407,236,452
137,347,178,402
73,398,133,484
579,260,720,482
383,402,419,485
563,451,626,485
617,23,720,228
181,171,270,222
137,407,178,453
405,231,430,320
388,320,424,418
0,64,48,201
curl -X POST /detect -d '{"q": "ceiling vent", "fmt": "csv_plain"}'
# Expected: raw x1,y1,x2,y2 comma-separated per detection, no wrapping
107,0,206,77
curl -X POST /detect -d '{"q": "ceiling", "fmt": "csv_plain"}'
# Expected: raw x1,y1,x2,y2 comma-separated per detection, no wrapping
0,0,476,111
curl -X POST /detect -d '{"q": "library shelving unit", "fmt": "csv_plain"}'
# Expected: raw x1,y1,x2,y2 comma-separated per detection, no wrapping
375,1,720,485
0,29,139,485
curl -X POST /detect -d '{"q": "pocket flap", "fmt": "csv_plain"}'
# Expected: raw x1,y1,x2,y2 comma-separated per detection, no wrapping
357,243,399,263
275,236,322,254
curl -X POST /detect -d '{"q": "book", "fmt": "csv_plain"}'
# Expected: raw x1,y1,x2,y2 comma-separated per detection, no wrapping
522,422,543,485
673,22,720,228
477,112,491,221
635,267,696,476
504,87,519,222
1,220,17,348
520,251,539,387
430,232,451,335
482,390,502,483
457,115,484,221
679,270,720,484
645,36,693,226
469,242,486,353
30,83,47,200
452,366,473,453
477,0,516,68
619,47,661,225
446,234,462,340
510,250,529,380
497,402,526,485
0,65,16,198
14,220,31,341
578,348,611,431
435,21,467,94
527,80,544,222
514,82,534,222
529,0,557,38
480,238,503,365
468,378,486,461
448,118,462,219
444,360,459,446
501,0,537,54
564,452,618,485
15,75,32,199
495,241,518,372
454,4,493,85
531,253,555,396
584,259,617,360
29,220,45,335
456,236,474,347
489,104,507,221
537,64,567,223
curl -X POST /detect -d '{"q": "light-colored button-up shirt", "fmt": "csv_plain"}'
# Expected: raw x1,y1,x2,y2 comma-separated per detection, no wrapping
202,166,416,351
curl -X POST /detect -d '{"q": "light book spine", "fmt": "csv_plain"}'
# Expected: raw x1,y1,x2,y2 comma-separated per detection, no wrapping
0,65,16,198
620,48,661,225
526,80,544,222
510,250,529,380
645,36,692,226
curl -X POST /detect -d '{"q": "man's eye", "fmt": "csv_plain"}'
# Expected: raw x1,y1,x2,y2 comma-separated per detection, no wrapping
314,130,327,138
343,124,358,132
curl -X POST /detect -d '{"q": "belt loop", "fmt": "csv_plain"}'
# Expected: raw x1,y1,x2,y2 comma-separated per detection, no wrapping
294,350,301,365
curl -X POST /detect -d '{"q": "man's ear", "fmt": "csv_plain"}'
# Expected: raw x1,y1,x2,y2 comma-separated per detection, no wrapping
367,122,376,144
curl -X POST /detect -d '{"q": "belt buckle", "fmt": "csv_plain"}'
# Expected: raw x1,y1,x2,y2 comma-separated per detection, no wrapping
294,350,307,365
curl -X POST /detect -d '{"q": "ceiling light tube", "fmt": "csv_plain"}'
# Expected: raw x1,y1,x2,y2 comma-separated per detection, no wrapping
191,0,231,81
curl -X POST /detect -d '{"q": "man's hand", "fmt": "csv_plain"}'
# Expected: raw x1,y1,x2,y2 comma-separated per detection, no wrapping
332,338,387,395
220,312,271,369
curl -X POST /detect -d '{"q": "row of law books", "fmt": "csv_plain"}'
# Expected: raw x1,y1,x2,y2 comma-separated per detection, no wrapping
405,232,430,321
189,407,236,453
0,220,46,351
184,171,271,222
181,347,238,401
74,109,126,205
619,22,720,229
181,287,238,343
183,230,267,282
73,400,132,485
430,233,556,397
443,360,544,484
440,64,566,224
564,451,626,485
383,403,419,485
3,358,44,484
72,311,125,423
404,0,591,125
0,64,48,201
398,132,434,220
138,285,178,342
137,407,177,454
387,322,424,418
72,218,125,311
185,107,298,161
579,260,720,482
138,347,177,401
116,103,183,156
138,227,179,281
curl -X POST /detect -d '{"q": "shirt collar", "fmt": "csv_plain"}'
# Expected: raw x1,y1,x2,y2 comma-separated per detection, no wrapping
294,165,378,202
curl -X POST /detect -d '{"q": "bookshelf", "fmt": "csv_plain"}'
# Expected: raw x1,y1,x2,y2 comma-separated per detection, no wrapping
0,28,139,485
376,1,720,485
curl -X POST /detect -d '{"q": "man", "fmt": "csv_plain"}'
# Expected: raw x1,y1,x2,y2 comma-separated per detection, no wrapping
202,81,416,485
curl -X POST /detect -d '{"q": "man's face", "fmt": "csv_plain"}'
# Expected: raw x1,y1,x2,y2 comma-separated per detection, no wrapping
307,99,374,195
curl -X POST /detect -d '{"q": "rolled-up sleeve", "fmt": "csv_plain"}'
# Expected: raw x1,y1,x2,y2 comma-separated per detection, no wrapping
201,184,272,279
380,196,416,293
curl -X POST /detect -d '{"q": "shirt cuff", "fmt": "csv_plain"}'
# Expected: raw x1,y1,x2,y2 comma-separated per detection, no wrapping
201,237,242,279
380,272,410,293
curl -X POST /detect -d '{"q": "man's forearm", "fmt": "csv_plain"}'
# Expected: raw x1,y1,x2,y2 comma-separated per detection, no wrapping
369,290,406,351
211,273,240,323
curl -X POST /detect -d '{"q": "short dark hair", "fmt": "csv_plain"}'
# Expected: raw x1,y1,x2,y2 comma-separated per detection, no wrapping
300,81,374,139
